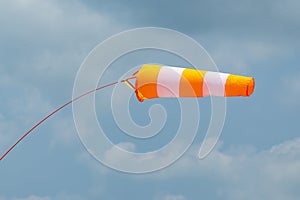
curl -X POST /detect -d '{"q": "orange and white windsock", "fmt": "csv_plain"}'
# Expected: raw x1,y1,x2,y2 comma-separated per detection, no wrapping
135,64,255,102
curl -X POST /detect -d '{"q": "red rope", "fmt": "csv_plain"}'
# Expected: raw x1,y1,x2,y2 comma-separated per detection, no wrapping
0,81,119,161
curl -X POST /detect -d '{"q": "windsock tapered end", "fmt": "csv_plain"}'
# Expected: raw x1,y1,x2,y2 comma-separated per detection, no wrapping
225,75,255,97
247,77,255,96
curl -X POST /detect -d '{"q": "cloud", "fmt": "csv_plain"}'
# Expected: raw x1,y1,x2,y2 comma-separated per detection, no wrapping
79,0,300,38
77,135,300,199
201,36,285,73
0,194,85,200
0,0,125,154
13,195,51,200
156,194,186,200
66,137,293,199
0,0,123,86
277,73,300,107
104,142,136,164
139,136,300,200
0,83,52,149
92,142,290,200
76,0,300,74
48,115,79,149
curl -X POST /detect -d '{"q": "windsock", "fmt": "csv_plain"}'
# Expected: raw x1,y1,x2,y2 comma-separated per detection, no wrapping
135,64,255,102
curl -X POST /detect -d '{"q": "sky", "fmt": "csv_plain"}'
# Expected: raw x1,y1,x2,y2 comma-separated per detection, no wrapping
0,0,300,199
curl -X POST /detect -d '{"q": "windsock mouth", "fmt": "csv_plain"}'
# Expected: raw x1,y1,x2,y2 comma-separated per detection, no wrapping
247,77,255,96
135,89,145,102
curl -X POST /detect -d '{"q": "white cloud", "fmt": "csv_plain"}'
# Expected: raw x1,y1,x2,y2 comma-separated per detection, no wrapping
13,195,51,200
0,84,52,149
200,35,285,73
0,194,85,200
122,137,300,200
0,0,125,156
103,142,136,164
157,194,186,200
0,0,124,79
78,135,300,200
48,115,78,149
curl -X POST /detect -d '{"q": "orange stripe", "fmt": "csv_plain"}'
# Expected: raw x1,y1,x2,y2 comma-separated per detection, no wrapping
179,68,206,97
135,64,162,101
225,74,255,96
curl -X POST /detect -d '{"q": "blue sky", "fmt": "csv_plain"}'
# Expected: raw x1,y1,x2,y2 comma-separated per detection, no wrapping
1,0,300,199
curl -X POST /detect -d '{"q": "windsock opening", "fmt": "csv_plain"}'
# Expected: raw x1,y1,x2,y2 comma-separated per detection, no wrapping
247,77,255,96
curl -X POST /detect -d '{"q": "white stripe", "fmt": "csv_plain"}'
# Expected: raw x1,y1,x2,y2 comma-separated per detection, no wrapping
203,72,229,96
157,66,185,97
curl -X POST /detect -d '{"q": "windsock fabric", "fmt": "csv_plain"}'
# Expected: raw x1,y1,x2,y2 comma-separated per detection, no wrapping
135,64,255,102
